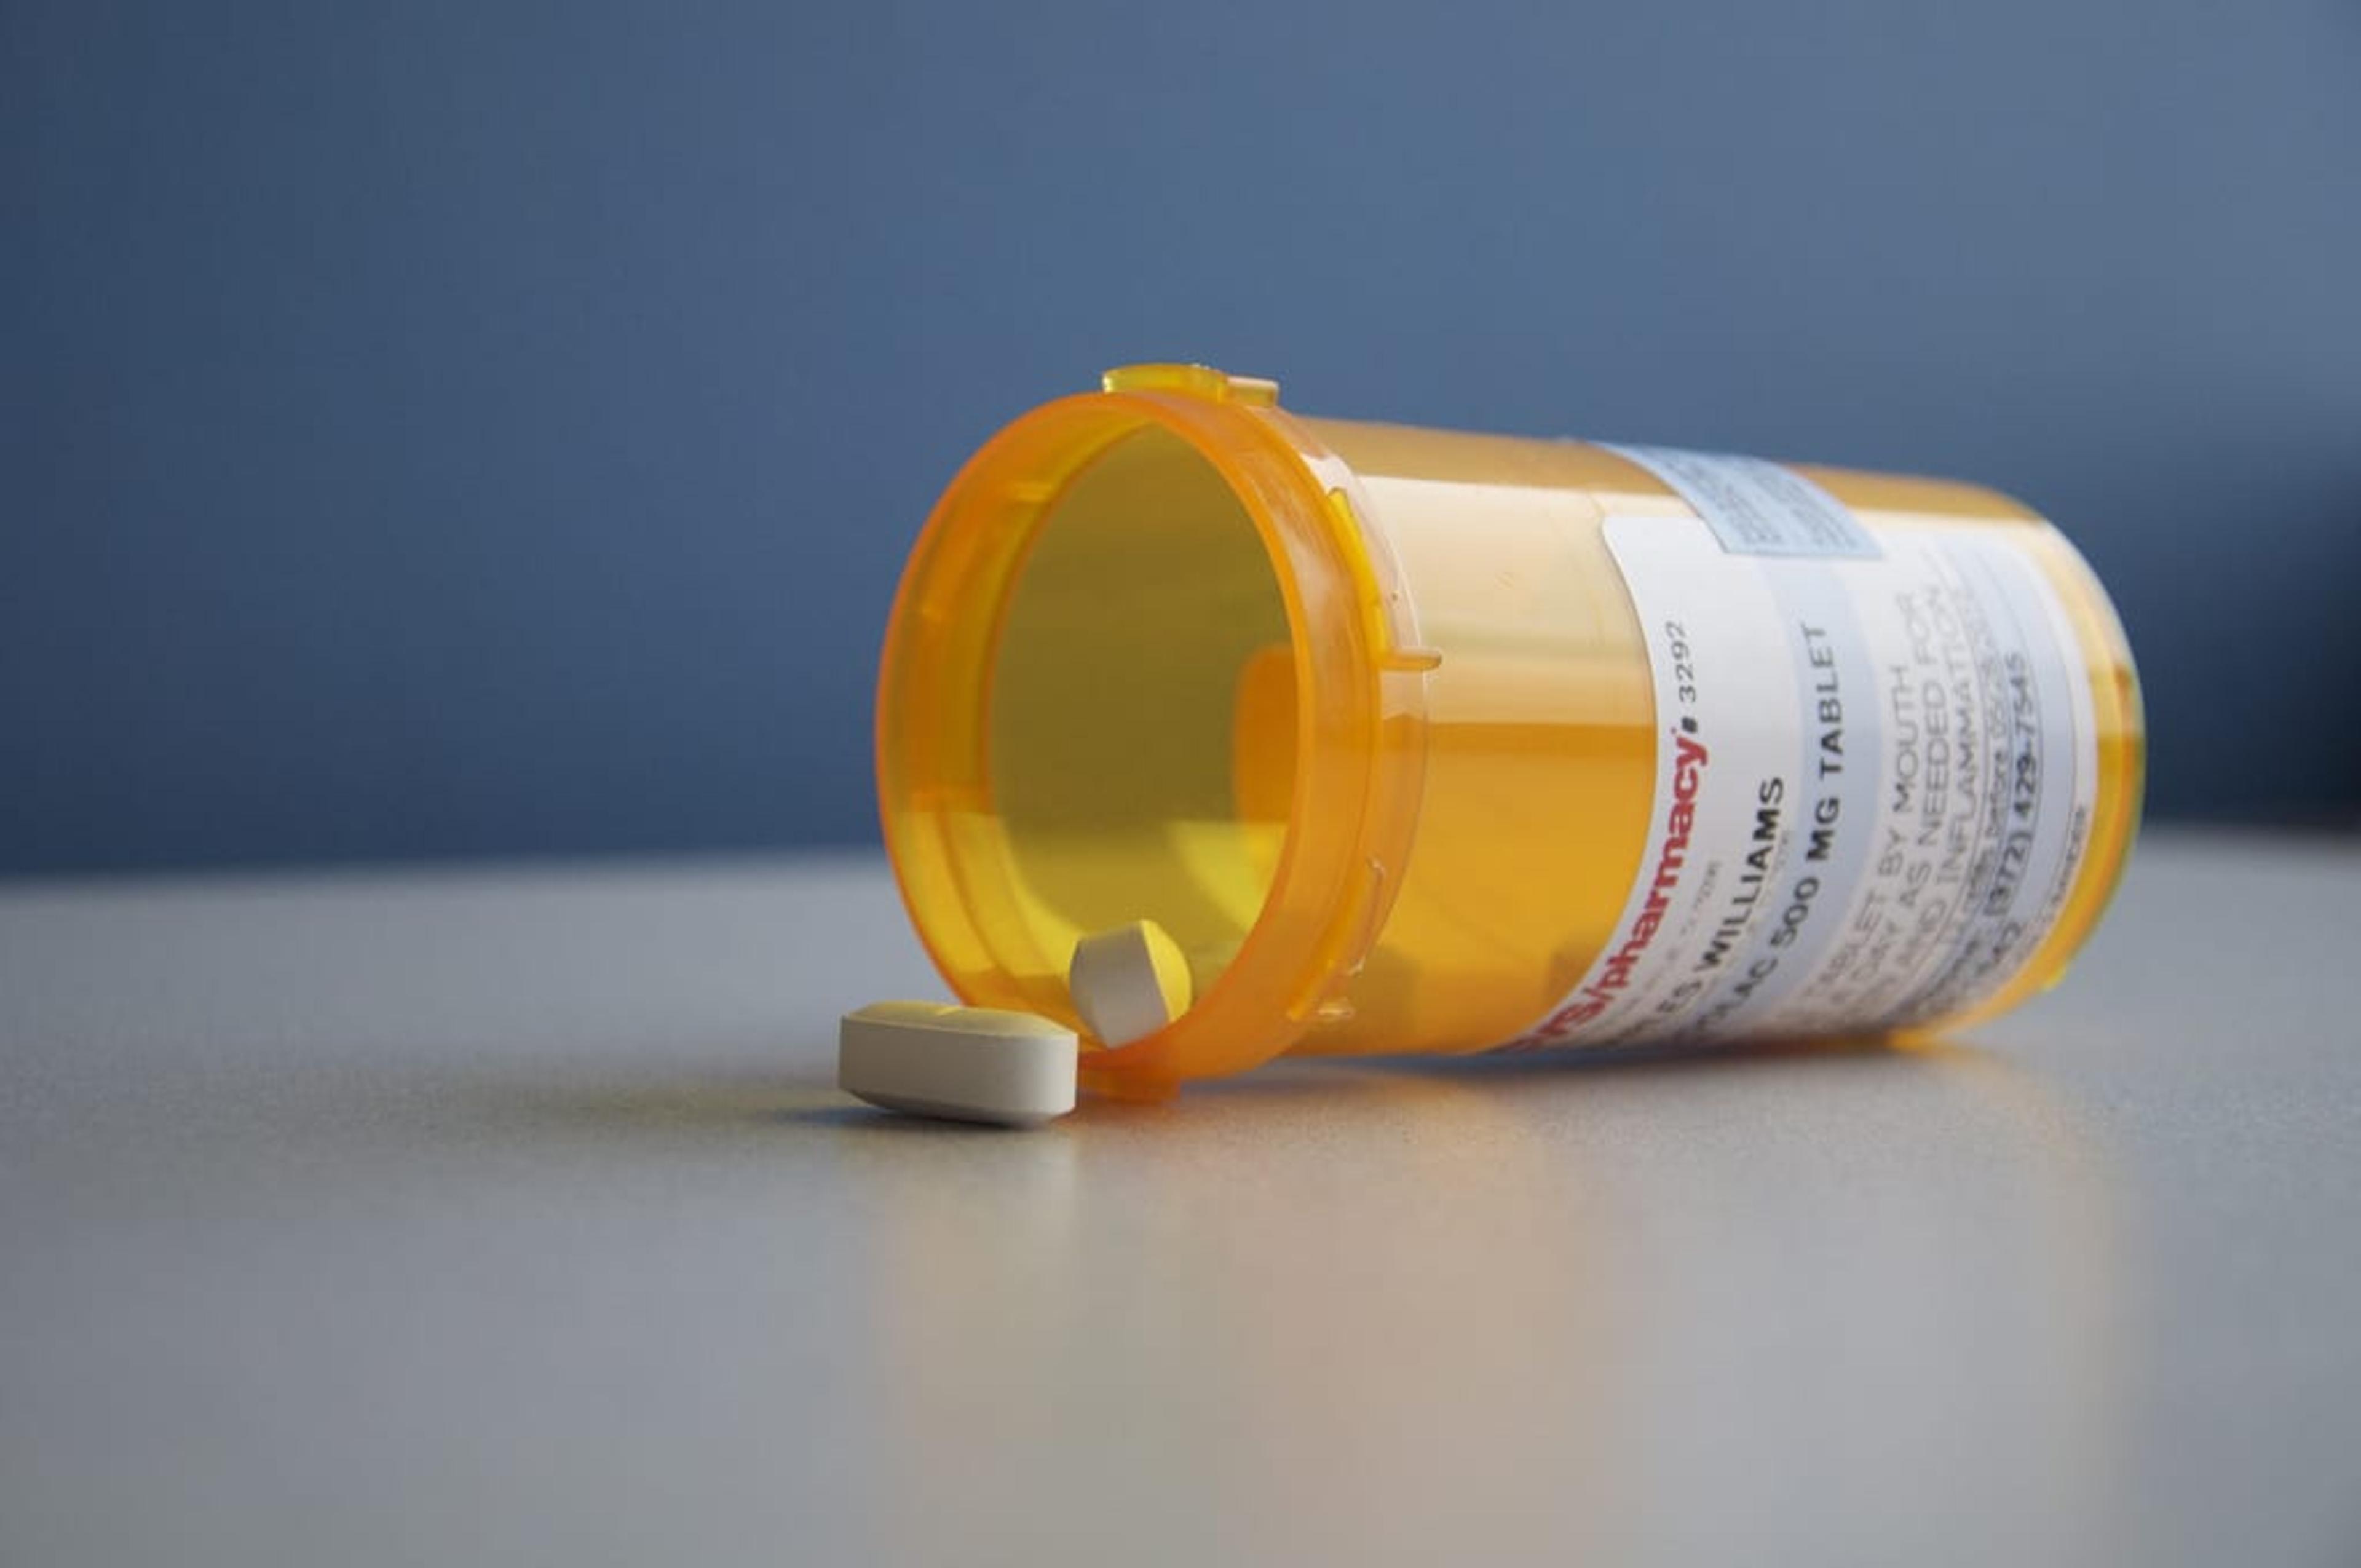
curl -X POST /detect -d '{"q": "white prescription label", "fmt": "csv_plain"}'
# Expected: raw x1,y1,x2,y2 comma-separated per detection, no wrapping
1605,444,1880,558
1500,462,2098,1051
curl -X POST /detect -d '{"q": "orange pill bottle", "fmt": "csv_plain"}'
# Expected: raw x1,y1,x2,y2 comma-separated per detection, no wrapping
876,365,2143,1096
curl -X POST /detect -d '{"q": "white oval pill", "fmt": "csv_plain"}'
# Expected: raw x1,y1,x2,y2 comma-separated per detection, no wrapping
1068,919,1193,1048
837,1002,1078,1127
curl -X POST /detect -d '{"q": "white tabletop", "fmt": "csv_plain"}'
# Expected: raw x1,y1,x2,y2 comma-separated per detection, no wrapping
3,831,2356,1567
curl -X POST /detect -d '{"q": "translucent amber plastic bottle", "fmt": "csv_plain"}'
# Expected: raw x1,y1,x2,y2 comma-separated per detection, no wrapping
876,365,2143,1096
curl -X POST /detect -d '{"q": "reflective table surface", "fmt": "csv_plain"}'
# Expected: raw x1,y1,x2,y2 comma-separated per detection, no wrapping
3,831,2355,1566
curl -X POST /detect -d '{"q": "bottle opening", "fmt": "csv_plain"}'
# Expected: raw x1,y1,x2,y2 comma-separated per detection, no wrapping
882,375,1419,1085
986,423,1297,1025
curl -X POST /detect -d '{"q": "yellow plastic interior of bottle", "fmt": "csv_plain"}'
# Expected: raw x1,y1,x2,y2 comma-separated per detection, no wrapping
879,378,1421,1091
984,426,1295,1021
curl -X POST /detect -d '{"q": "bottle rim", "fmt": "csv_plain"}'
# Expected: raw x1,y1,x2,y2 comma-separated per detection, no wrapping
874,367,1430,1093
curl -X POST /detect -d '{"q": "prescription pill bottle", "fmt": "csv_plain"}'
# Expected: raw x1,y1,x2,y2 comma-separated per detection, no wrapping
877,365,2143,1096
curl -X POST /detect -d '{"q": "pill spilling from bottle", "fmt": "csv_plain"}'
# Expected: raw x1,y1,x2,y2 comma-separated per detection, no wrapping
837,1000,1079,1127
1068,918,1193,1050
839,919,1192,1126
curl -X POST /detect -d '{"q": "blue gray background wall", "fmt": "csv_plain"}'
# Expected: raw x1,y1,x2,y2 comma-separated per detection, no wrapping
6,1,2359,873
